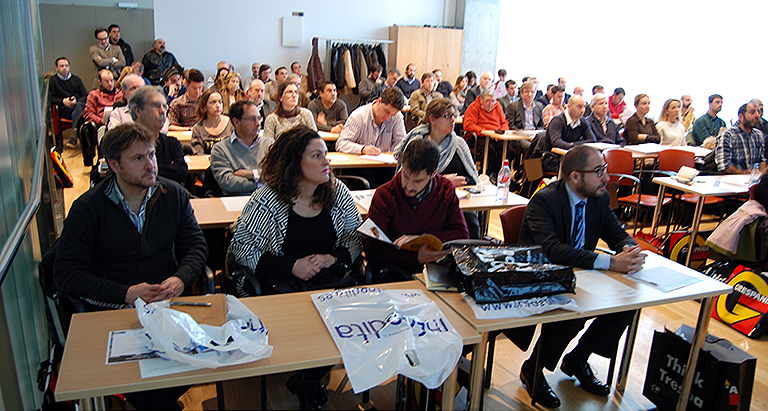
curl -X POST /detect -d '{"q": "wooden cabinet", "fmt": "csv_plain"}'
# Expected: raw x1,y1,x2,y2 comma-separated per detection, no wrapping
388,26,463,86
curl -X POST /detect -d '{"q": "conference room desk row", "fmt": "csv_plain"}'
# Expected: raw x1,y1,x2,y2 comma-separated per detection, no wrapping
168,130,339,145
550,142,712,160
184,152,397,175
190,189,530,230
55,254,731,411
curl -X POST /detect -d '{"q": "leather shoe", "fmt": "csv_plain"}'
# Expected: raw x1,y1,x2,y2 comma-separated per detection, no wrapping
520,365,560,408
560,357,611,396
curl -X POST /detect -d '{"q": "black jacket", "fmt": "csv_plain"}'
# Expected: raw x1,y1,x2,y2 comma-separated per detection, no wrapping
157,133,187,183
54,176,207,304
141,50,179,85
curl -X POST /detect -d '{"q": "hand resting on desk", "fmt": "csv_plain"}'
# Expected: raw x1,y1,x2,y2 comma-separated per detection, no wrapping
609,245,646,274
125,276,185,304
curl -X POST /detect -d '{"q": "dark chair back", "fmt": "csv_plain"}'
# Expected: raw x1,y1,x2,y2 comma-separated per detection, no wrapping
499,205,527,244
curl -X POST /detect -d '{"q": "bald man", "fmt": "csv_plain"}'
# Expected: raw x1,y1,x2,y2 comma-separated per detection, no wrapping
465,71,494,110
141,38,179,85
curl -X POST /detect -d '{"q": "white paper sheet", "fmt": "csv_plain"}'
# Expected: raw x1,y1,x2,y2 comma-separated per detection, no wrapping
220,196,250,212
106,329,159,364
360,153,397,164
576,270,640,300
327,153,351,162
625,266,702,293
351,189,376,212
138,357,203,378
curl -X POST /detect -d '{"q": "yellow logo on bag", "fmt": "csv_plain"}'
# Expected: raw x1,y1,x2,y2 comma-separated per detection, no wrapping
715,270,768,324
669,233,707,269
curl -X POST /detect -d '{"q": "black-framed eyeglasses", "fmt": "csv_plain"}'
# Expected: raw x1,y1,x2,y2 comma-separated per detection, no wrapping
577,164,608,177
441,111,458,119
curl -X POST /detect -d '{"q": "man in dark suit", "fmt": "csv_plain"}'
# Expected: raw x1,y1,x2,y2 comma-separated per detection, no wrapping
506,145,645,408
587,94,624,145
247,79,276,129
505,81,544,130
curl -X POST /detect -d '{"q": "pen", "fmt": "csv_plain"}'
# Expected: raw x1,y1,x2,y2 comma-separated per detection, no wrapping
170,301,211,307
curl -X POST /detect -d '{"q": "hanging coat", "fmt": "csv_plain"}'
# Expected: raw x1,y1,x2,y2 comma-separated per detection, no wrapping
306,37,325,94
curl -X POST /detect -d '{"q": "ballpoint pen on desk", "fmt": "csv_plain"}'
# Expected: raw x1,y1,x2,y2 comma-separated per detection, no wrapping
170,301,211,307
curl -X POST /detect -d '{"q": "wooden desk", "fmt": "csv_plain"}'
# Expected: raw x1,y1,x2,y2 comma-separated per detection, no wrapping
479,130,538,174
326,153,397,169
651,175,749,266
167,130,192,143
56,281,481,410
317,131,339,142
432,252,732,411
190,197,245,229
185,155,210,173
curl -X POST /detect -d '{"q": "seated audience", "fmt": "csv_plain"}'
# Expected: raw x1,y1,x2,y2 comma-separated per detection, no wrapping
538,96,596,172
608,87,627,120
383,67,401,90
308,81,348,133
434,69,453,98
493,69,508,99
715,102,767,174
463,89,509,136
247,79,276,128
537,84,554,107
263,81,317,142
336,87,406,155
691,94,726,145
408,72,442,129
168,68,205,131
277,74,310,108
465,71,494,111
450,75,468,111
141,38,178,85
191,89,234,155
586,94,623,145
84,69,124,128
221,72,246,114
465,71,477,89
108,74,169,134
497,79,517,112
624,94,660,144
507,145,643,408
365,138,469,274
395,63,420,99
230,125,363,410
212,67,230,92
681,94,695,132
206,61,230,89
656,98,686,146
258,64,273,97
358,64,384,107
394,99,482,239
505,81,544,130
131,86,187,183
54,122,207,409
48,57,87,124
211,100,272,196
247,61,259,84
542,85,566,127
751,99,768,137
162,65,186,105
265,66,288,101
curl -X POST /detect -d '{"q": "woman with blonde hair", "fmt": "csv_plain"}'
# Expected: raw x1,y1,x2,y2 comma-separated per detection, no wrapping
221,71,246,114
190,88,234,155
656,98,686,146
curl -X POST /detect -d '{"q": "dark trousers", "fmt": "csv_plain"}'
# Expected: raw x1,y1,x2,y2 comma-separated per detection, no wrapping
505,310,636,372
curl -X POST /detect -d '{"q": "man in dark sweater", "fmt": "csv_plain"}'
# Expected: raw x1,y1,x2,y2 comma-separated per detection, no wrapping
130,85,188,183
48,57,87,121
54,122,206,409
538,96,596,172
365,139,468,275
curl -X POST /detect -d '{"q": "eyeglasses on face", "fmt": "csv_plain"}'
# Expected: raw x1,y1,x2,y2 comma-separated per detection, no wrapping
577,163,608,177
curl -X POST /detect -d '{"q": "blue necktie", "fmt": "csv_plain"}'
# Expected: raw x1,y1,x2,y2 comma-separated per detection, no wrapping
572,201,585,249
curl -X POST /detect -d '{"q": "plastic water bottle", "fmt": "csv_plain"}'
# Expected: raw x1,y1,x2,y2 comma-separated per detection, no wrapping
749,163,761,185
496,159,511,202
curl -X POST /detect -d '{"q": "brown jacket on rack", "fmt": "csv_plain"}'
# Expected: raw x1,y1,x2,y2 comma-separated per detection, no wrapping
307,38,325,94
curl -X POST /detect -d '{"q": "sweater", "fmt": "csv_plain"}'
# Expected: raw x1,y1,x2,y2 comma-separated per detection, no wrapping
262,108,317,142
462,95,509,135
365,172,468,271
190,117,234,155
48,74,88,109
84,87,123,126
53,176,208,305
394,124,479,185
624,113,661,145
307,98,348,132
210,133,273,196
656,120,686,146
538,112,596,153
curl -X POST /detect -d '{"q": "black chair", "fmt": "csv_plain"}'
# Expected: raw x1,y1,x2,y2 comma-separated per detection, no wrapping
38,239,86,348
336,175,370,190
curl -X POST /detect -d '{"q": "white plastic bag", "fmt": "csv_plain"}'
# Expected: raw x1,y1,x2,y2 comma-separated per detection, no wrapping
136,295,273,369
311,287,463,393
463,293,581,320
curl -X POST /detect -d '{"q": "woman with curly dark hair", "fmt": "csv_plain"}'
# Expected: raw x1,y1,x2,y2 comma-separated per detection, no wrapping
230,125,362,409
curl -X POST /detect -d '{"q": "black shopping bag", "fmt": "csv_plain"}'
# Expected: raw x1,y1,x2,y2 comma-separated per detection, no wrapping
644,324,756,411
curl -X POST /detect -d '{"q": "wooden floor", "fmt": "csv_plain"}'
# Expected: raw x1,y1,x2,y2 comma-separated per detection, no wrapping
59,141,767,410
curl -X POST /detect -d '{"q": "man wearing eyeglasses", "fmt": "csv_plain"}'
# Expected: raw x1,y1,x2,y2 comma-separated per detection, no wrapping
211,100,272,196
505,145,645,408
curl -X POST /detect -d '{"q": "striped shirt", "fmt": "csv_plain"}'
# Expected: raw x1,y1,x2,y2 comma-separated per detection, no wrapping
542,103,565,127
336,103,406,154
167,93,197,127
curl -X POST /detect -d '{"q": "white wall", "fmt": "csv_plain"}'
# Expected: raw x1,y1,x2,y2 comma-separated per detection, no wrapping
154,0,456,83
496,0,767,125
